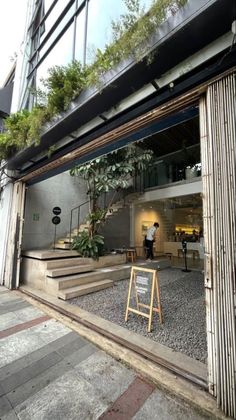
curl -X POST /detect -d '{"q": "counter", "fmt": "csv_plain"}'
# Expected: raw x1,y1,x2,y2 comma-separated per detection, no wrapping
163,241,204,259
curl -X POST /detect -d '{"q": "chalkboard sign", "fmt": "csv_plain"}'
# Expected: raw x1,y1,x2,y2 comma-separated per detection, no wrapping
125,266,163,332
136,274,150,295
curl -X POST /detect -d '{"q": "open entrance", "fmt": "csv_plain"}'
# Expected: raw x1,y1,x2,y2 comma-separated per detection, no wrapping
19,106,207,386
133,193,204,271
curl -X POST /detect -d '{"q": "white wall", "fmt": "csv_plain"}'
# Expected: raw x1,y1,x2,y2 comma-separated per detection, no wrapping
139,179,202,202
22,172,88,250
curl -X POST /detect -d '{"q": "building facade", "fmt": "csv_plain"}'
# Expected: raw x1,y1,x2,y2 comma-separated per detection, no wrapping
0,0,235,417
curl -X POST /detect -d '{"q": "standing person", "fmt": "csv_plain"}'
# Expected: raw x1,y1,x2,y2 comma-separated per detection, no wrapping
146,222,159,261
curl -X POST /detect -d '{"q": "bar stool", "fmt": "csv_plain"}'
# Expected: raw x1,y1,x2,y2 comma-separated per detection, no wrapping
126,248,137,263
165,252,173,262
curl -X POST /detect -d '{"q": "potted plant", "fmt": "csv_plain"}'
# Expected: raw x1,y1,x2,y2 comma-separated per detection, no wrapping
72,230,104,260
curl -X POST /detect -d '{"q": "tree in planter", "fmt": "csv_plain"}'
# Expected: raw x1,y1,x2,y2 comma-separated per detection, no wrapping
70,144,153,258
71,230,105,260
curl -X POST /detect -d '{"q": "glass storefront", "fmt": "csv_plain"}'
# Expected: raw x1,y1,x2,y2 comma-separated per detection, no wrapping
134,193,203,269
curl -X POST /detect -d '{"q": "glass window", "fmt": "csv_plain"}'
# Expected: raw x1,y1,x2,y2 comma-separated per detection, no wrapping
40,0,76,45
39,5,76,61
86,0,124,63
43,0,55,14
74,7,86,63
86,0,153,64
36,23,74,90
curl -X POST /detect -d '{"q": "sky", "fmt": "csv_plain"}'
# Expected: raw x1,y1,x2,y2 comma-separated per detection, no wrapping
0,0,28,86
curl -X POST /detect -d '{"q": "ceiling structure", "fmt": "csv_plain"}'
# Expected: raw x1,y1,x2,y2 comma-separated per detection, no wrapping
139,115,199,158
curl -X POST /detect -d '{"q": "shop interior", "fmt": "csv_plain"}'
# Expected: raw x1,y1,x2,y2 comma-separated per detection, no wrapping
134,193,204,270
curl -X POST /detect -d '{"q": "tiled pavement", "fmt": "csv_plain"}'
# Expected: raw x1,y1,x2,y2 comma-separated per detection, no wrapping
0,287,209,420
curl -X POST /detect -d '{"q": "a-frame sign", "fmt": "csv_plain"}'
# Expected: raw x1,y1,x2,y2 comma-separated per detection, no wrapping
125,266,163,332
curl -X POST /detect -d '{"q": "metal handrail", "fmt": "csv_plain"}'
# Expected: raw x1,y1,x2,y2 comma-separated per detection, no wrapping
69,200,89,243
68,173,144,244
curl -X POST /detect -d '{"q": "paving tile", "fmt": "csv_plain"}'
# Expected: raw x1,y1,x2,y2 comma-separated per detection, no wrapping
6,360,72,408
100,376,155,419
6,344,98,409
0,306,45,331
56,335,88,358
75,351,135,404
0,351,62,396
0,312,23,332
0,301,30,315
133,388,209,420
63,343,97,367
0,287,9,294
0,395,13,417
0,330,46,369
27,318,72,344
16,369,107,420
0,336,90,397
0,288,23,302
1,409,19,420
0,319,71,368
0,332,79,381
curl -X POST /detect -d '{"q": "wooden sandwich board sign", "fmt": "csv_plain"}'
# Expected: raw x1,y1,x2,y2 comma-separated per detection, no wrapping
125,266,163,332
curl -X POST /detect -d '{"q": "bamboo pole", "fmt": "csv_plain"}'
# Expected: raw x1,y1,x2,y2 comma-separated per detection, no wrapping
204,72,236,417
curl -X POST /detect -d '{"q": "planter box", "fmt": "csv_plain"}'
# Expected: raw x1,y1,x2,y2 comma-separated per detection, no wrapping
83,254,126,268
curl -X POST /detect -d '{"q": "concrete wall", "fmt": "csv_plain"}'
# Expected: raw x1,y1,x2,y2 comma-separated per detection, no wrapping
99,206,130,251
22,172,88,250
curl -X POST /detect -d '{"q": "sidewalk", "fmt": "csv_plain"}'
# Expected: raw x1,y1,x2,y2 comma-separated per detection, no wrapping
0,286,210,419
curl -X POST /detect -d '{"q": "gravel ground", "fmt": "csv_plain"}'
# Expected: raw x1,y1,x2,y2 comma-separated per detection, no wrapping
70,268,207,363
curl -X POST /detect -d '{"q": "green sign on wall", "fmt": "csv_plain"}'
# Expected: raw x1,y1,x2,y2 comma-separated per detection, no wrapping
33,213,40,221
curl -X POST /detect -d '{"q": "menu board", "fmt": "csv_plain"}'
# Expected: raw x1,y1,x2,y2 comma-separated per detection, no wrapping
125,266,163,332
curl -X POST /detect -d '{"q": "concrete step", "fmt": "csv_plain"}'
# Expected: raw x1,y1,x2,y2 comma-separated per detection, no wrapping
66,234,77,239
46,264,94,278
55,243,71,250
72,225,89,235
46,270,110,291
46,257,88,269
55,239,73,245
58,279,113,300
46,265,130,292
22,249,79,260
57,238,73,243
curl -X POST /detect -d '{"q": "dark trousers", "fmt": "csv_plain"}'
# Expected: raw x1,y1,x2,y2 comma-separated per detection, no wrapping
146,240,154,259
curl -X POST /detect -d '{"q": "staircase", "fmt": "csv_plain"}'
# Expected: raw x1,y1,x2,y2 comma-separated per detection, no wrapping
21,250,127,300
55,223,90,250
54,191,142,250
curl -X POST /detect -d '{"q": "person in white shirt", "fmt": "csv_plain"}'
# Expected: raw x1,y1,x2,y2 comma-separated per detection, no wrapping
145,222,159,261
